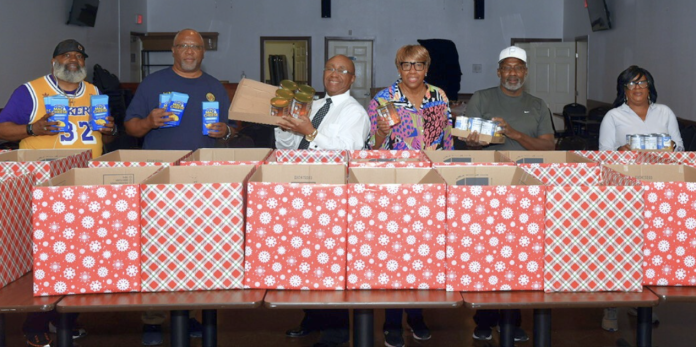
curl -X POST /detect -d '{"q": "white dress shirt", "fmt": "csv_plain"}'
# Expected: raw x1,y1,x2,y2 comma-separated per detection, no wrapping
275,90,370,150
598,103,684,151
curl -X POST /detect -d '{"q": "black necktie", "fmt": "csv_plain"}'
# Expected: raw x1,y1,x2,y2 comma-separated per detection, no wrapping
298,98,332,149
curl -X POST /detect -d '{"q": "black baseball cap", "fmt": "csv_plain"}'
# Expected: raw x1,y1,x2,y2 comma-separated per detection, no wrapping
53,39,88,58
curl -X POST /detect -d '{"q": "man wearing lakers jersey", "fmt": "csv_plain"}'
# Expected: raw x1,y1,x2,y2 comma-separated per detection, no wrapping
0,39,116,158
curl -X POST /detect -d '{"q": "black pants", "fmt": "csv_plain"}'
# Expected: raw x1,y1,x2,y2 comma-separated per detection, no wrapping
303,309,349,345
384,308,424,330
473,309,521,329
23,311,79,334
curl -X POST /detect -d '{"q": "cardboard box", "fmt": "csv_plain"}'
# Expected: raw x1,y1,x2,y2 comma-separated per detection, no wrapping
543,166,645,292
244,164,348,290
32,167,161,296
424,150,515,167
346,168,447,289
0,173,33,289
0,149,91,185
268,149,348,164
573,150,671,165
641,151,696,165
90,150,192,168
228,79,280,126
180,148,272,166
605,164,696,286
436,166,546,291
500,151,600,186
348,150,430,168
451,128,505,144
140,165,255,292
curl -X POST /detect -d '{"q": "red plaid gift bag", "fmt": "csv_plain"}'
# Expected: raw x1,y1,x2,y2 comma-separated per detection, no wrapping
0,149,90,184
0,174,33,288
272,149,347,163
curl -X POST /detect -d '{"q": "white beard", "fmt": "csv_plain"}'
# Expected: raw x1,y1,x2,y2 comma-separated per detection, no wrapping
53,61,87,84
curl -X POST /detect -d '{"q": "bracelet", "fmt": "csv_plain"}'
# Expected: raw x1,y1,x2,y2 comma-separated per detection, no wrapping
222,125,232,140
26,123,37,136
110,126,118,136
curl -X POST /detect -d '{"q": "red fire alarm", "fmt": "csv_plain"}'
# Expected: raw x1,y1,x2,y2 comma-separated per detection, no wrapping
136,14,143,24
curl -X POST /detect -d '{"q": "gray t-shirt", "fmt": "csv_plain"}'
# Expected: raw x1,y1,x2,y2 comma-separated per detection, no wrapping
467,87,554,150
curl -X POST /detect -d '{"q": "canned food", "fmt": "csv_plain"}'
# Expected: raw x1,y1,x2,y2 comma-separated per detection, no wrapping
280,80,298,91
291,92,313,118
481,120,499,136
275,88,295,99
377,102,401,126
455,116,469,130
270,97,291,117
650,134,664,149
628,134,644,150
494,125,505,137
644,134,658,150
469,117,484,134
660,133,672,149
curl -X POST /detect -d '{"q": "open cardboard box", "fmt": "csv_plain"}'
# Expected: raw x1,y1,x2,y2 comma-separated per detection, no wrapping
499,151,594,164
140,165,255,292
424,150,514,167
228,79,280,126
90,150,192,168
180,148,272,166
348,150,430,168
0,149,91,184
451,128,505,144
266,149,348,164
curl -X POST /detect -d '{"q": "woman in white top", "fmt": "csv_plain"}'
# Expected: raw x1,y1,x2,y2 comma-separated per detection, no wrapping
598,65,683,151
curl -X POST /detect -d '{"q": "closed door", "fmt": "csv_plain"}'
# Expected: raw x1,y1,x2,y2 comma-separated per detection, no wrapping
326,39,373,108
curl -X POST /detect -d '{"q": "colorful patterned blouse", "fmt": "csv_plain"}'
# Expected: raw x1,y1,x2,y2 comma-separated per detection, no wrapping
367,80,453,150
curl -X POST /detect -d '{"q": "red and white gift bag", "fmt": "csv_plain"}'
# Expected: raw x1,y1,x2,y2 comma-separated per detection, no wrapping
244,165,348,290
348,150,430,168
544,185,645,292
346,168,447,289
520,163,601,186
140,166,253,292
0,149,90,184
573,150,671,165
0,174,34,288
425,150,515,167
271,149,347,163
89,150,191,168
180,148,271,166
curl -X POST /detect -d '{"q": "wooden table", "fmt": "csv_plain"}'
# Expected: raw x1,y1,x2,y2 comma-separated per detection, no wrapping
264,290,463,347
461,290,660,347
56,289,266,347
647,286,696,302
0,274,62,347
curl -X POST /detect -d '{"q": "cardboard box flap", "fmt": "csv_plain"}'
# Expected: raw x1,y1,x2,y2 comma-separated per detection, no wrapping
142,165,255,184
250,164,346,184
92,150,191,163
500,151,593,164
604,164,696,183
41,166,162,186
436,166,544,186
348,167,444,184
0,149,88,162
186,148,272,162
228,79,280,125
424,150,511,164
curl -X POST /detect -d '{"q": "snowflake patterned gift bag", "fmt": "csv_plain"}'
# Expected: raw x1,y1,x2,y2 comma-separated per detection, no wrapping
0,149,91,185
89,149,192,168
346,167,447,290
605,164,696,286
32,167,161,296
140,165,254,292
425,150,515,167
348,150,430,168
180,148,272,166
244,164,348,290
436,166,547,292
0,173,34,289
573,150,673,165
544,166,645,292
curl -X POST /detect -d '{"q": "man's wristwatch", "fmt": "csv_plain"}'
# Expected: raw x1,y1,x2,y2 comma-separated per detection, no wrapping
222,125,233,140
110,126,118,136
305,129,318,142
26,123,37,136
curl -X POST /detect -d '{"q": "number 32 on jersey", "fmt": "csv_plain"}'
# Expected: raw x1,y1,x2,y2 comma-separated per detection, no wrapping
60,121,97,145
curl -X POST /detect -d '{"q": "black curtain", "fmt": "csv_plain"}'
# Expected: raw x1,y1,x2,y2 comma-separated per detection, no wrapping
417,39,462,101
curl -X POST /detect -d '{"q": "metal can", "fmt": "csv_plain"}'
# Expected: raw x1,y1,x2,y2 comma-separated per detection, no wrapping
494,125,505,137
481,120,499,136
290,92,313,118
280,79,298,91
628,134,644,150
469,117,484,134
455,116,469,130
651,134,664,149
377,102,401,126
270,97,291,117
644,134,658,150
660,133,672,149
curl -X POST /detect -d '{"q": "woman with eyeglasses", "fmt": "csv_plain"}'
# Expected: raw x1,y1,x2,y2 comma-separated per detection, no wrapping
598,65,683,151
368,44,453,151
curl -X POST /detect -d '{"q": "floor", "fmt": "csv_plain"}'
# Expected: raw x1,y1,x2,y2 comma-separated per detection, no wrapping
3,303,692,346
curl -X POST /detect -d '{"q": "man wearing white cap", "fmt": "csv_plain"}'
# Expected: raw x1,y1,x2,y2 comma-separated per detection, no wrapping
464,46,554,151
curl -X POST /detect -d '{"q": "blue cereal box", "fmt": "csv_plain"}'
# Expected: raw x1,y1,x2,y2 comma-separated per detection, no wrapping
202,101,219,135
163,92,188,128
90,95,110,131
43,96,69,132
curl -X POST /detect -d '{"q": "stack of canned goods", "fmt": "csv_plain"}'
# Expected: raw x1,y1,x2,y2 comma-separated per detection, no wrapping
270,80,315,118
626,133,672,150
455,116,504,137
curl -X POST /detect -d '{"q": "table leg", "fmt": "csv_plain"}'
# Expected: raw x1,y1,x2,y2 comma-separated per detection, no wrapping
56,312,72,347
499,309,514,347
202,309,217,347
636,307,652,347
170,310,190,347
533,308,552,347
353,308,374,347
0,313,6,347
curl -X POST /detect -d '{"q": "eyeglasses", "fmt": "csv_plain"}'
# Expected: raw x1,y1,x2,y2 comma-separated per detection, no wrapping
499,65,527,73
625,80,649,90
324,67,353,75
174,43,203,51
400,62,426,71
